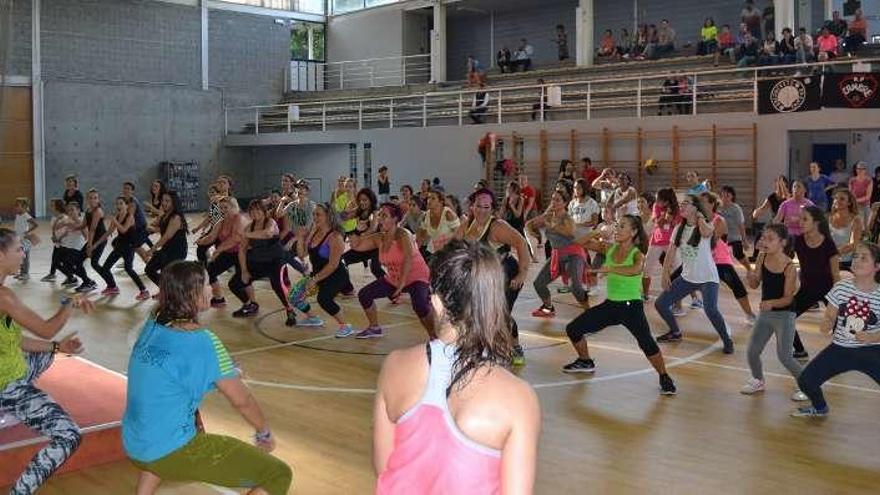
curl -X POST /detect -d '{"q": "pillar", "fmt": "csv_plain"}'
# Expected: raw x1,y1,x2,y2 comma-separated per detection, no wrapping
430,0,447,83
823,0,833,21
32,0,45,217
774,0,795,36
575,0,594,67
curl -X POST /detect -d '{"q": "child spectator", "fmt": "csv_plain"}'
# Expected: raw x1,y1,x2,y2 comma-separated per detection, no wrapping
13,198,38,281
714,24,736,65
697,18,718,55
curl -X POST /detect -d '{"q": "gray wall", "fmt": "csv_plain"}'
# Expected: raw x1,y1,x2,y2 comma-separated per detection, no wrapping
326,7,404,63
8,0,32,77
33,0,291,206
250,144,352,202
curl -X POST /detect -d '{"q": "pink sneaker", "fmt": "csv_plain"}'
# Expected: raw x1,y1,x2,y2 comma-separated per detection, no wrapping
135,290,151,301
101,287,120,296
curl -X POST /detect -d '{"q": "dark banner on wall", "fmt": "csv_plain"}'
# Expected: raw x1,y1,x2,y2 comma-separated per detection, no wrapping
822,73,880,109
758,76,821,114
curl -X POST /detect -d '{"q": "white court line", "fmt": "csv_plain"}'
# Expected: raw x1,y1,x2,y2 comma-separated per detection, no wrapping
231,319,418,357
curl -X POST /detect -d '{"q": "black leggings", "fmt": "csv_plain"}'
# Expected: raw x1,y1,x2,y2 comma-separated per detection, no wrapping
309,269,350,317
100,242,146,291
341,249,385,293
58,247,93,285
566,299,660,357
501,254,522,340
792,289,830,354
207,251,239,285
145,247,187,286
196,242,212,268
229,258,288,308
89,242,109,286
717,263,748,299
49,247,62,276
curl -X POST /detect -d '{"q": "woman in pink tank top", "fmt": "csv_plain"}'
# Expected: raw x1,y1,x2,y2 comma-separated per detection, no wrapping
702,193,756,322
373,240,541,495
350,202,434,339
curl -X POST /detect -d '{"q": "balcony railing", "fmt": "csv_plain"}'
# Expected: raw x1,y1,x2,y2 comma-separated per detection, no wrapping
289,54,431,91
229,57,877,136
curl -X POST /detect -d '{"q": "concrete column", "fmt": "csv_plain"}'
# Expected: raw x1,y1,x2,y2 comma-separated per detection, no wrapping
32,0,45,217
823,0,833,21
774,0,795,36
797,0,811,35
576,0,594,67
430,0,447,83
307,25,315,60
201,0,208,90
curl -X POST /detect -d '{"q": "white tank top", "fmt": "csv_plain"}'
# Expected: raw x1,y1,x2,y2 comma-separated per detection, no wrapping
421,207,461,253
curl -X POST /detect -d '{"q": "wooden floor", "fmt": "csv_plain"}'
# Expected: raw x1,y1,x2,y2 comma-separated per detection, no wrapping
4,224,880,494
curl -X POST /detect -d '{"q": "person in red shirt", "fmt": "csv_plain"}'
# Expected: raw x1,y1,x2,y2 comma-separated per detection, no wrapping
816,27,838,61
581,157,599,187
518,172,537,219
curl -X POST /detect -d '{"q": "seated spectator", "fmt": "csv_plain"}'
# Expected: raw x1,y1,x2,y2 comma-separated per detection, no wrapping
635,24,658,60
676,74,693,115
597,29,617,59
824,10,847,38
554,24,570,61
513,39,534,72
741,0,762,38
467,55,486,85
816,27,838,61
651,19,676,59
469,83,490,124
737,32,760,69
658,76,679,116
795,27,814,63
697,18,718,55
758,32,780,65
631,24,648,59
617,28,633,59
714,24,736,65
778,27,797,64
496,47,512,73
844,8,867,55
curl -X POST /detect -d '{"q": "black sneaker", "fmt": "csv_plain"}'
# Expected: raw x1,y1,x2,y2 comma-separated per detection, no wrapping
75,281,97,293
656,332,683,343
285,310,297,327
659,374,677,395
723,339,735,354
62,278,79,288
210,297,227,308
793,350,809,360
562,358,596,374
232,302,259,318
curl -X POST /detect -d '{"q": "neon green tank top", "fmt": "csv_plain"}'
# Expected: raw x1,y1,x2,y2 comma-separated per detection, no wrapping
333,193,357,233
0,314,27,390
604,245,642,301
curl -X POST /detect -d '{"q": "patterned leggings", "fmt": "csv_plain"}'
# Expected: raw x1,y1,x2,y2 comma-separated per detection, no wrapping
0,352,82,494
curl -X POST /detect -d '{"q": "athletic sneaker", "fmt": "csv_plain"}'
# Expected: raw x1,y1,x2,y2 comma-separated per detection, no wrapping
790,405,829,418
659,374,677,395
232,302,259,318
100,287,120,296
297,316,325,327
671,306,687,317
40,274,56,282
284,310,297,327
511,345,525,367
740,378,765,395
62,278,79,288
656,331,683,343
689,299,703,310
14,273,29,281
531,304,556,318
210,297,227,308
335,324,355,338
135,290,151,301
562,358,596,373
791,389,809,402
793,350,810,360
355,326,384,339
744,314,757,325
556,286,571,294
722,339,735,354
75,281,97,293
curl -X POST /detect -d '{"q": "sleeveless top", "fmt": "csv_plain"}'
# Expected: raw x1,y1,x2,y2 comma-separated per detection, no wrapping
503,199,525,234
378,177,390,195
333,193,357,233
159,214,188,257
604,245,642,301
308,231,345,280
829,217,854,263
380,232,431,286
711,214,734,266
376,340,501,495
761,262,793,312
468,218,506,254
421,207,460,254
216,215,240,254
0,314,26,391
86,209,107,245
546,228,575,250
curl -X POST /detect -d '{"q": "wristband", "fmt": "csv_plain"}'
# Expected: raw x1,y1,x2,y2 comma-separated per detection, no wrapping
255,428,272,443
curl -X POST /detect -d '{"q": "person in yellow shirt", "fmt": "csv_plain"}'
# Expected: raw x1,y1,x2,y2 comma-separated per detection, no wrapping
698,17,718,55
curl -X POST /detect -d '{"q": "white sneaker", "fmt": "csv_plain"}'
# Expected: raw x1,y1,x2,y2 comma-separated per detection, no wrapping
791,389,809,402
744,314,757,325
740,378,765,395
672,307,687,317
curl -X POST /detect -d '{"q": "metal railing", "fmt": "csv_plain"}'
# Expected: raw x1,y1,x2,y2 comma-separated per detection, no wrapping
228,57,877,136
289,54,431,91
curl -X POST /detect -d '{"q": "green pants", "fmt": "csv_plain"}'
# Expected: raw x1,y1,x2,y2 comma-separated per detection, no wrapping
131,433,292,494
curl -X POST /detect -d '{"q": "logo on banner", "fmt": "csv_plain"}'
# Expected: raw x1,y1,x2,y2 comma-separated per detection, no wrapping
770,78,811,112
837,74,878,108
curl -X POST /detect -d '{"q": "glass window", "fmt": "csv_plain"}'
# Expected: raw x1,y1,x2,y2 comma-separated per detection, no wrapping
364,0,397,7
332,0,365,14
214,0,326,15
290,22,325,61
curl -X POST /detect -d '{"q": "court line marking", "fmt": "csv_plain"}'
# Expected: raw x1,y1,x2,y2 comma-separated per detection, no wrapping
231,320,419,357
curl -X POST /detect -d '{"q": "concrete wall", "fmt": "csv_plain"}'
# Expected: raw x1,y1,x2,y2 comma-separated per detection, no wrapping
250,144,352,202
326,7,404,63
33,0,291,207
789,129,880,178
8,0,32,77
